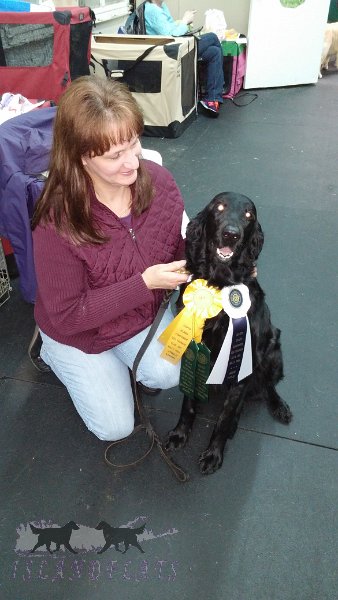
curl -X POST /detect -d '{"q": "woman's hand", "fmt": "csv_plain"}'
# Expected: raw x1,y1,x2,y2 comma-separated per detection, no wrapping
142,260,190,290
182,10,196,25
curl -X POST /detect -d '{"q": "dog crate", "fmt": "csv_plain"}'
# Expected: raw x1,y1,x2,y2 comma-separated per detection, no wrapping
91,34,197,138
0,238,11,307
0,7,94,103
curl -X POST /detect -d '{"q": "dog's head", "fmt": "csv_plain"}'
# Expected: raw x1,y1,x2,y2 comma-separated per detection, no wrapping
68,521,80,531
185,192,264,286
95,521,107,531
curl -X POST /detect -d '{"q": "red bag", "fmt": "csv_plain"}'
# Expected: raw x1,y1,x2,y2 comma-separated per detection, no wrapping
0,7,94,103
1,237,13,255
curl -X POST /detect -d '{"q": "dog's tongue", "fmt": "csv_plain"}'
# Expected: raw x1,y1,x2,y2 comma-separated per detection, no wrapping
220,246,233,256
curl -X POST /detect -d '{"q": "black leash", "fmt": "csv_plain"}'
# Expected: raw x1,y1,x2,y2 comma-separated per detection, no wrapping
104,291,189,483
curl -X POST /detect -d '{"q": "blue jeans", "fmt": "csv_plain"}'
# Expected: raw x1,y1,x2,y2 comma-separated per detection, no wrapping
197,32,224,102
40,307,180,441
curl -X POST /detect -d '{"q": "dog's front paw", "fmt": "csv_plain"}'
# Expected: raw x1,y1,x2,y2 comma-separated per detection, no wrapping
165,428,189,451
199,447,224,475
273,401,293,424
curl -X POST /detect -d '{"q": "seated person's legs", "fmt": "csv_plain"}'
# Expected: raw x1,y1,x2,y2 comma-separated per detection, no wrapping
197,33,224,107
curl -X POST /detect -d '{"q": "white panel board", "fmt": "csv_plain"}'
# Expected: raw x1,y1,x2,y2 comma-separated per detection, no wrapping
244,0,330,89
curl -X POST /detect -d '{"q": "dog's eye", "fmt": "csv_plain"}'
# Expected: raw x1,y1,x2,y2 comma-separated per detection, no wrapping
217,203,225,211
245,211,254,219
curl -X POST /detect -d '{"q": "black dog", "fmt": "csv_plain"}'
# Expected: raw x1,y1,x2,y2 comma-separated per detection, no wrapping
30,521,79,553
95,521,146,554
165,192,292,475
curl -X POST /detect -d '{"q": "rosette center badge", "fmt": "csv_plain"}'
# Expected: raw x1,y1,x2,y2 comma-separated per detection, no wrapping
229,288,243,308
221,284,251,319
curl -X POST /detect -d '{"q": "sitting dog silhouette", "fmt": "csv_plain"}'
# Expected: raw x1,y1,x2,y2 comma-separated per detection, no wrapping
95,520,146,554
30,521,79,554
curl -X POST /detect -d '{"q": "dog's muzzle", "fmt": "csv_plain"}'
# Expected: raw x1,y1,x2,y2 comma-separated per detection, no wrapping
216,228,241,261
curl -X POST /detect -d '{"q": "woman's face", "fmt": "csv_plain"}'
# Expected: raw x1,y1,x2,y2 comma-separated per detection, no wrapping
82,136,142,189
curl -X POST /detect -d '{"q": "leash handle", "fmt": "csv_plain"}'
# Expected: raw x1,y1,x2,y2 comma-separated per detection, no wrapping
104,424,154,469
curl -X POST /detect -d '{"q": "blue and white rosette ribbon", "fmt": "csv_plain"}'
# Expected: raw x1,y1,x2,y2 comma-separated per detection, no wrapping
206,284,252,384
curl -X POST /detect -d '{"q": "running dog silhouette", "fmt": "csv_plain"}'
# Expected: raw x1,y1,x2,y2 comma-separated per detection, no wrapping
30,521,79,554
95,520,146,554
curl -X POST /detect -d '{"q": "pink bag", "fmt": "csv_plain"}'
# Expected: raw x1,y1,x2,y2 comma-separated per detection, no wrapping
223,49,247,99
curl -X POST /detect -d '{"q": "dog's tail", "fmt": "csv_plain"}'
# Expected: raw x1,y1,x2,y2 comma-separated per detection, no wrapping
134,523,146,535
29,523,40,534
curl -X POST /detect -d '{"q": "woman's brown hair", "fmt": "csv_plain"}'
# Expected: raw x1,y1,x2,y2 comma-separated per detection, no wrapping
32,76,154,244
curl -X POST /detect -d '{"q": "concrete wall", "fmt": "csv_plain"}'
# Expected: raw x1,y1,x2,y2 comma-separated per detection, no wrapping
162,0,251,35
49,0,251,35
91,0,251,36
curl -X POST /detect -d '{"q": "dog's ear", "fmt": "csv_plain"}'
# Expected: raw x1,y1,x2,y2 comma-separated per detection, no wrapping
186,214,206,245
249,220,264,261
185,211,207,273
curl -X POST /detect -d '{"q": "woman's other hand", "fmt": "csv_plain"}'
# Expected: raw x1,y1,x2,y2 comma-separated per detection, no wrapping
142,260,190,290
182,10,196,25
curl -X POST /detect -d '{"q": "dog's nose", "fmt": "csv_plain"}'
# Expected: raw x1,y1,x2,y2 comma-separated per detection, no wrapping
223,227,240,241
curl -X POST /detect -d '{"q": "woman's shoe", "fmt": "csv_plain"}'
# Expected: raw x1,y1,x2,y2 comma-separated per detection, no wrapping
28,326,51,373
199,100,220,116
138,383,161,396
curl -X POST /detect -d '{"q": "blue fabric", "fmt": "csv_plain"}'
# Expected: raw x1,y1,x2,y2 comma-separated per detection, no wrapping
144,3,224,101
144,2,188,37
197,32,225,103
0,0,30,11
0,107,57,303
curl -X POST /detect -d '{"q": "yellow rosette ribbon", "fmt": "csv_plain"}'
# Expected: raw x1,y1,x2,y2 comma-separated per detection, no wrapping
159,279,223,364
